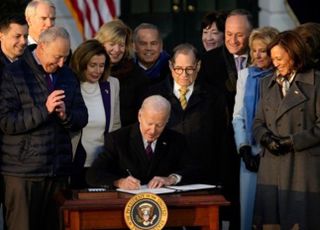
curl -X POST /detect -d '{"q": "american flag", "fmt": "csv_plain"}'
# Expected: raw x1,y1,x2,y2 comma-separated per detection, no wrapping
65,0,121,39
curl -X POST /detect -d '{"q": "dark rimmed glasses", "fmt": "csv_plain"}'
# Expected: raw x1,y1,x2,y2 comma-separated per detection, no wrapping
172,66,197,75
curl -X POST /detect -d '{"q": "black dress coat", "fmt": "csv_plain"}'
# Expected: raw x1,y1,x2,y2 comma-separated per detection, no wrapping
111,58,149,127
148,78,228,185
199,45,238,114
86,123,195,187
198,45,251,228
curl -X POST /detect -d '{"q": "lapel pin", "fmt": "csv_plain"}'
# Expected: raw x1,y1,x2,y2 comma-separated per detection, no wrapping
105,89,109,94
162,142,167,145
294,91,299,94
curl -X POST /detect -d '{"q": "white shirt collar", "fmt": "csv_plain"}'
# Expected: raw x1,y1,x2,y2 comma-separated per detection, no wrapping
143,139,157,151
28,35,37,46
234,53,248,58
173,81,194,101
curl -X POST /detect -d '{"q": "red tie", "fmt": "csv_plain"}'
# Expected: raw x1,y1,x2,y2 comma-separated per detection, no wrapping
145,142,153,159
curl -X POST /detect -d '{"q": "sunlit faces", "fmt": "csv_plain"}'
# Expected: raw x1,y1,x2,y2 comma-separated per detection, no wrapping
84,54,106,83
0,23,28,61
27,2,56,41
202,22,224,51
138,109,168,142
103,39,126,64
37,37,70,73
225,15,251,55
170,52,200,87
251,39,272,69
134,28,162,68
271,45,294,77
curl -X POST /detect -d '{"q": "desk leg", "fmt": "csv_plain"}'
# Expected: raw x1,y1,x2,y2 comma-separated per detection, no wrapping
69,211,80,230
202,206,219,230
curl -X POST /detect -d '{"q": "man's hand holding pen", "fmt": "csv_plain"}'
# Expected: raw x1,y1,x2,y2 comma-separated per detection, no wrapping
113,169,141,190
114,169,179,190
114,176,141,190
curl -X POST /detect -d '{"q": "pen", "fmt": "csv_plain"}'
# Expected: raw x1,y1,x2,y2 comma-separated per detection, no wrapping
126,169,132,177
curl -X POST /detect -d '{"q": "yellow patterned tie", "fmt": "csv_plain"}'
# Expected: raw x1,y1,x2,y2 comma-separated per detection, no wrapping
179,87,189,110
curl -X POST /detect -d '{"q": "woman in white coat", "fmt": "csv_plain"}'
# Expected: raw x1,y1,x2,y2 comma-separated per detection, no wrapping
70,39,121,188
232,27,279,230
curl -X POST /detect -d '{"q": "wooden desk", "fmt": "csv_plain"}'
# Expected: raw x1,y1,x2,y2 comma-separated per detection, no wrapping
57,190,229,230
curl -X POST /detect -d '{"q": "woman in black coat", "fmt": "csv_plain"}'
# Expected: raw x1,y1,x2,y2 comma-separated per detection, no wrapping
95,19,149,127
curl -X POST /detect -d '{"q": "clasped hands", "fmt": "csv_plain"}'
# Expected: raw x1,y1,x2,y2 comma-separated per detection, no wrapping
115,175,177,190
46,90,67,120
260,132,293,156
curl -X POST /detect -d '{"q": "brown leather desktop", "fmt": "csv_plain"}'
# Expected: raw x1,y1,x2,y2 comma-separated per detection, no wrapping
57,190,229,230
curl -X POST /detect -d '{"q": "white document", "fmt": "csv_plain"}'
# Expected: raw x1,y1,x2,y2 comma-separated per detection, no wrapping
166,184,218,191
116,184,218,194
117,185,174,194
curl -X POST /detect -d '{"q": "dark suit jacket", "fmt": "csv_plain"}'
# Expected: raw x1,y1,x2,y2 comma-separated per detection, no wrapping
111,59,149,127
86,123,196,187
148,78,228,185
198,45,250,115
198,45,252,204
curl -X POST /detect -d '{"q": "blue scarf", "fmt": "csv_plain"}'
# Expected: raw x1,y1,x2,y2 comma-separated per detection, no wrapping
135,51,170,79
244,66,273,144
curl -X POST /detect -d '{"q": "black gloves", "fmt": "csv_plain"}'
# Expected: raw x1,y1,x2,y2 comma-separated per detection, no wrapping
239,145,260,172
260,133,293,156
278,136,293,153
260,133,281,154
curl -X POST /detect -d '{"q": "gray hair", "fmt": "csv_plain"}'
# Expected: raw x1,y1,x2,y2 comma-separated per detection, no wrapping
170,43,199,64
133,23,161,43
25,0,56,18
38,26,70,45
140,95,171,117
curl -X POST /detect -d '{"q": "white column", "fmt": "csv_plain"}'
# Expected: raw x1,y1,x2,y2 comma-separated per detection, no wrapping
53,0,83,50
258,0,298,31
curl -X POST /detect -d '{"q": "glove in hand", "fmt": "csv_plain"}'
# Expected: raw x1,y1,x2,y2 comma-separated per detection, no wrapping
239,145,260,172
260,133,281,156
278,136,293,154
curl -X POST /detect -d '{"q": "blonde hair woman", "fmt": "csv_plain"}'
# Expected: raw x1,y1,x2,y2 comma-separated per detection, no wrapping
232,26,279,230
95,19,149,126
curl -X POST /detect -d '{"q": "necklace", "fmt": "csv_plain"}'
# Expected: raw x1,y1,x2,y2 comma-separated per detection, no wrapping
81,82,100,94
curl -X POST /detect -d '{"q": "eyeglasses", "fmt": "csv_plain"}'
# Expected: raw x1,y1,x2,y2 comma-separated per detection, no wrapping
173,66,197,75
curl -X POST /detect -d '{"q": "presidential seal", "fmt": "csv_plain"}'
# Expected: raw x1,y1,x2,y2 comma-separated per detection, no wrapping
124,192,168,230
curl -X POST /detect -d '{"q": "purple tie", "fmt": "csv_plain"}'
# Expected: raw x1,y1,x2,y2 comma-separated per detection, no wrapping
45,74,54,92
145,142,153,159
235,56,245,72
